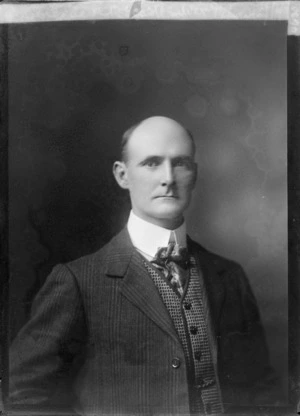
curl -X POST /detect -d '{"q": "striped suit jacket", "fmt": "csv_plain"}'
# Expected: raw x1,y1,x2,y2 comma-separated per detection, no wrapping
9,228,274,415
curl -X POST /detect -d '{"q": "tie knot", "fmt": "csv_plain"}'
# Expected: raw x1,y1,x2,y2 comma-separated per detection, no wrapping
152,242,189,269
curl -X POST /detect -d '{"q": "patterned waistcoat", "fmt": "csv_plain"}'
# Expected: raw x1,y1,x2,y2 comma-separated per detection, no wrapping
143,256,224,416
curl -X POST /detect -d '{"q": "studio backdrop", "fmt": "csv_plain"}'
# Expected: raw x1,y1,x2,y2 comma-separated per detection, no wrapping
7,20,287,403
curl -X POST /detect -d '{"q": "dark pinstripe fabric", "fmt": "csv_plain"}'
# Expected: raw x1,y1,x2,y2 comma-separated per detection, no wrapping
9,228,275,415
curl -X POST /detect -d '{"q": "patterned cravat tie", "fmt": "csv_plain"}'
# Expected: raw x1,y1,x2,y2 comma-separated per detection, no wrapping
151,242,189,295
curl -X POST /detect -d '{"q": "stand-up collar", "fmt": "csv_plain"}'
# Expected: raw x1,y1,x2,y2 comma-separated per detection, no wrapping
127,211,186,260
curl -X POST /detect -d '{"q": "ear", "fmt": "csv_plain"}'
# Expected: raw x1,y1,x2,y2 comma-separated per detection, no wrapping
113,161,129,189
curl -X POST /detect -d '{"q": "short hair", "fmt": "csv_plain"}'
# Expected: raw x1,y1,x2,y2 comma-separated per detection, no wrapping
121,121,143,162
120,121,196,162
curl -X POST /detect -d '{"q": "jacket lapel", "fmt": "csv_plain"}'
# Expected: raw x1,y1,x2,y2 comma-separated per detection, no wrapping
104,228,181,346
104,229,225,344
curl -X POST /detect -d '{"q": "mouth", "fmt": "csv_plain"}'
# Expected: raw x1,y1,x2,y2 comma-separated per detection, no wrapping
155,195,178,199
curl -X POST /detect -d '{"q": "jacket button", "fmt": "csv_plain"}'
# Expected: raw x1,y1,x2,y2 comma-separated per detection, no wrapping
171,357,181,369
190,326,198,335
196,379,204,388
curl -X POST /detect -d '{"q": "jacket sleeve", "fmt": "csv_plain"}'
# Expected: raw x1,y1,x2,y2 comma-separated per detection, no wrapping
9,264,87,415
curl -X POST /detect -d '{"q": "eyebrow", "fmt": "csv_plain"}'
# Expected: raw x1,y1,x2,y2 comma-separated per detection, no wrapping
172,156,194,162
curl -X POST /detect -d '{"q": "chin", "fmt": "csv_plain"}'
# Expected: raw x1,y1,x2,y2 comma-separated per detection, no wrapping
154,208,184,220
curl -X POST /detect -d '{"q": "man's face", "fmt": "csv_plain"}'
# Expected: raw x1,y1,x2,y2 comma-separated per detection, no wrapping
114,117,197,229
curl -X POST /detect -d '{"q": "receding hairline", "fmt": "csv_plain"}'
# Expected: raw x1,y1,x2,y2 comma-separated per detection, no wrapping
120,119,196,162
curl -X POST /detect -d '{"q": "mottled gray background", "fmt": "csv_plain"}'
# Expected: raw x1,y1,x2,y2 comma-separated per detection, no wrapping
8,20,287,402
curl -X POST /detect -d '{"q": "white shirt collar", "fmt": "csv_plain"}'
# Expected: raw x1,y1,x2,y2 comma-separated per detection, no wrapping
127,210,187,259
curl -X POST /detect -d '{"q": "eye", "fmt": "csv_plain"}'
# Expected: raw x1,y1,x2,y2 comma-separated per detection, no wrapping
145,160,158,167
173,158,193,169
141,157,161,167
174,160,185,167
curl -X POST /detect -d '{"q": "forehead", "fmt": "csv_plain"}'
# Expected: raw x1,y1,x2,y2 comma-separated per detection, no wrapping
127,120,194,160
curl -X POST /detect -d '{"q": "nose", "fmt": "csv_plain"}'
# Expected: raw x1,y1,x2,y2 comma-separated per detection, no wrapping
161,161,175,187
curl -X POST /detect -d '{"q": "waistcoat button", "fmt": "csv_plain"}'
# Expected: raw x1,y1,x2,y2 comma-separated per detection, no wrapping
171,357,181,369
190,325,198,335
184,302,191,310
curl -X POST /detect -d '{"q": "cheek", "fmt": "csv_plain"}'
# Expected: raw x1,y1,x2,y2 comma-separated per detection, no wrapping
177,173,196,190
129,181,152,199
130,174,156,190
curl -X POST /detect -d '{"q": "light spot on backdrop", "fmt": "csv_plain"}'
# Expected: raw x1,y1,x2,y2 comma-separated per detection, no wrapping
185,61,220,86
184,95,207,118
155,58,180,84
219,90,240,116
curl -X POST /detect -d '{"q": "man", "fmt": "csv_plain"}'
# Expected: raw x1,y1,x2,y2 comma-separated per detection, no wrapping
9,116,275,415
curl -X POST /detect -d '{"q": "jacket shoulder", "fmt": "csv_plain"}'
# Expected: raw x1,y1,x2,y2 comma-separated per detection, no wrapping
61,228,133,281
188,236,243,276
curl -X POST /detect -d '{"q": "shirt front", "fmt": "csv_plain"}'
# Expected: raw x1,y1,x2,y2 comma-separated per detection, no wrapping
127,211,187,261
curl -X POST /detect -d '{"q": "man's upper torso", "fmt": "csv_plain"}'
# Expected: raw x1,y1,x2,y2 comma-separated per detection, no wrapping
9,217,274,415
